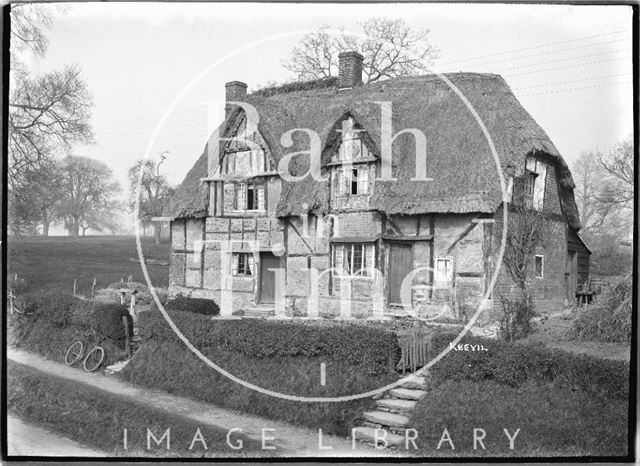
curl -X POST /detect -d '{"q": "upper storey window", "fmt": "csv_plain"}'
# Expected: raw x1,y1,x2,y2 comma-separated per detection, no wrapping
330,118,375,206
524,156,548,210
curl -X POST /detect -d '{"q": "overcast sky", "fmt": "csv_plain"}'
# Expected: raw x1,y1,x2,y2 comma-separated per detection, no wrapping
19,2,634,194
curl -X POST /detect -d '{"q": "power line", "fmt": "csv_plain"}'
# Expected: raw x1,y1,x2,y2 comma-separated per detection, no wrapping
438,29,631,66
504,56,631,77
517,80,631,97
437,38,629,73
512,73,632,91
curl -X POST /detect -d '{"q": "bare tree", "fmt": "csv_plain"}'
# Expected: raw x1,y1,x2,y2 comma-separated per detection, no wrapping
9,4,94,184
572,150,605,233
128,158,176,245
10,159,66,236
597,135,633,213
496,204,548,341
283,18,439,84
57,156,121,237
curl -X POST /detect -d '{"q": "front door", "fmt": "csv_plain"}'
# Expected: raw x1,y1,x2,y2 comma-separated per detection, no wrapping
260,252,279,304
388,243,413,305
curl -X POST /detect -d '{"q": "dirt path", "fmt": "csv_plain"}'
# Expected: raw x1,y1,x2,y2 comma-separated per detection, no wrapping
7,415,107,457
7,348,394,458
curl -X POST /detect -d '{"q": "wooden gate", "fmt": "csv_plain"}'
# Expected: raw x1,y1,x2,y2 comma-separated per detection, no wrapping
396,328,433,375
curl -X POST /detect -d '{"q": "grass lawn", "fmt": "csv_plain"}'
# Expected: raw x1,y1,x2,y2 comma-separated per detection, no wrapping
8,361,266,457
522,312,630,362
8,235,170,293
409,379,629,458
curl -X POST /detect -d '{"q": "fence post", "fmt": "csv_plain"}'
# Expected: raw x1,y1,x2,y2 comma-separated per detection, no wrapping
122,316,131,358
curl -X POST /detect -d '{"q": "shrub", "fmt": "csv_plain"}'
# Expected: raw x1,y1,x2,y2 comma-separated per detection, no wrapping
121,339,396,436
8,290,131,365
89,302,133,345
140,309,400,375
569,275,632,343
498,295,537,341
165,296,220,316
409,379,628,456
7,361,262,456
430,332,629,399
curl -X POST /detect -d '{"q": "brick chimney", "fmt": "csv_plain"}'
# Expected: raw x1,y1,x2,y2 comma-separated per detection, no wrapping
338,51,363,89
225,81,247,118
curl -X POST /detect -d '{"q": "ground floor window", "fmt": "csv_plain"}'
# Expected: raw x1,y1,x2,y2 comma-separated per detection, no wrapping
435,257,453,282
535,254,544,278
233,252,254,276
333,243,375,277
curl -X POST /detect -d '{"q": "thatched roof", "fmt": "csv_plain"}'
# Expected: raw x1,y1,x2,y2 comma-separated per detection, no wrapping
167,72,581,230
164,146,209,219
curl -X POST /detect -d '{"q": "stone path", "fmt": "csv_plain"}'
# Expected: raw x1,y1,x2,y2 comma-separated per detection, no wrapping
353,374,427,448
7,348,397,458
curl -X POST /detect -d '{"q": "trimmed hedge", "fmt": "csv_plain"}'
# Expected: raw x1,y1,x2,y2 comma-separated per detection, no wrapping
9,290,132,365
8,361,262,456
165,296,220,317
429,333,629,399
121,339,397,436
141,309,400,375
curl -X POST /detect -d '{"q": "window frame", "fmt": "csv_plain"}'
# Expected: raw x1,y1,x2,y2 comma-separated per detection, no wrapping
234,180,265,212
534,254,544,278
332,242,376,277
335,166,370,197
435,257,453,282
232,252,254,277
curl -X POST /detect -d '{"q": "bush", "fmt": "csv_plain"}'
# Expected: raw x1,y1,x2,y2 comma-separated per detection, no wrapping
409,379,628,456
165,296,220,316
430,332,629,399
569,275,632,343
140,309,400,375
121,339,396,436
498,295,537,341
8,361,262,456
8,290,131,365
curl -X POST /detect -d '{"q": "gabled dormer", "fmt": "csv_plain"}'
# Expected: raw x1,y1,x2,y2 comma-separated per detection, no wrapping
207,112,278,216
326,116,377,211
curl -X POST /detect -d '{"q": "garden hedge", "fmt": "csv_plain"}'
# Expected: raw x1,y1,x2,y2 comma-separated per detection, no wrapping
9,290,132,365
165,296,220,316
140,309,401,375
429,332,629,399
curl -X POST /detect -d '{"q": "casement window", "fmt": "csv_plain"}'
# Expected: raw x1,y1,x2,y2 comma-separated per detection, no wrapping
534,254,544,278
435,257,453,282
524,156,548,210
235,181,265,211
524,171,536,198
333,243,375,277
232,253,254,276
335,167,369,196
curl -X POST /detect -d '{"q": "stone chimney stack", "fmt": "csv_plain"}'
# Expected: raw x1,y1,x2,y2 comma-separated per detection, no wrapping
338,51,363,89
225,81,248,118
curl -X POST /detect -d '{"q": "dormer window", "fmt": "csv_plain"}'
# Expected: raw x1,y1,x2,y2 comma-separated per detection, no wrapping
524,156,548,210
329,117,376,208
336,167,370,196
235,180,265,211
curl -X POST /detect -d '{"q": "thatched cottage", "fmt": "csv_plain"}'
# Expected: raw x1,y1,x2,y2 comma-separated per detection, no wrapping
164,52,590,321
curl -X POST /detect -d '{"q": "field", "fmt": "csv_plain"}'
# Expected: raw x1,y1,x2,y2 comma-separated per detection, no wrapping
8,235,170,294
